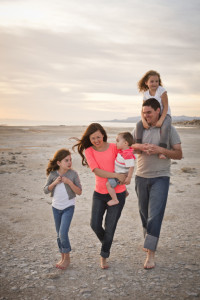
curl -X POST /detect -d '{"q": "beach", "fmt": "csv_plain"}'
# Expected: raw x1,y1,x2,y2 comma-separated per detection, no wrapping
0,124,200,300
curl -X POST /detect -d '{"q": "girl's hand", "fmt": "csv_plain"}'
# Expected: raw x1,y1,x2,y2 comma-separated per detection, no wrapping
61,177,71,185
54,176,62,185
142,120,150,129
155,120,163,128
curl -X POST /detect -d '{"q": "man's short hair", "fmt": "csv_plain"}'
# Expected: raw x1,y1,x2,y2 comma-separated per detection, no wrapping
142,98,161,111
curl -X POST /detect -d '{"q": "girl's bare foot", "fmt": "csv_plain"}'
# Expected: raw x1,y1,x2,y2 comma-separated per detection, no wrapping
55,254,64,267
100,257,109,269
107,199,119,206
159,153,167,159
57,253,70,270
144,250,155,269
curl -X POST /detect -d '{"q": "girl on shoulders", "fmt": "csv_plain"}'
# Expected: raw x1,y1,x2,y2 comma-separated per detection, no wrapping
44,148,82,270
136,70,171,159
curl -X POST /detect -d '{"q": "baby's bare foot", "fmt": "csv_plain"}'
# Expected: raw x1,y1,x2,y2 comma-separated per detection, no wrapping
100,257,109,269
107,199,119,206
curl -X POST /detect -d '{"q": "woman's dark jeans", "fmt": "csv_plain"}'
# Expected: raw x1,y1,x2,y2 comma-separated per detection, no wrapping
91,191,126,258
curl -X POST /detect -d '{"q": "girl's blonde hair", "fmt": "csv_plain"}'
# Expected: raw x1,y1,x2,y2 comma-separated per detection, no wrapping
46,148,71,176
138,70,163,92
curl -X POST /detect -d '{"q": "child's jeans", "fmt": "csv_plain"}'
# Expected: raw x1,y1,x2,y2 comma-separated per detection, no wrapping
52,205,75,253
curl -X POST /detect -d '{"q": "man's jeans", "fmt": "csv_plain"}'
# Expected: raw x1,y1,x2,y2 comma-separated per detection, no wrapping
135,176,170,251
91,191,126,258
52,205,75,253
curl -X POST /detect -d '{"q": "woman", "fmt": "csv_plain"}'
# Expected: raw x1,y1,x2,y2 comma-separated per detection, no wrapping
73,123,127,269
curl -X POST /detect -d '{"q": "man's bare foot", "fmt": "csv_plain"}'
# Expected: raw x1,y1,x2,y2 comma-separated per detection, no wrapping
107,199,119,206
100,257,109,269
159,153,167,159
144,250,155,269
57,253,70,270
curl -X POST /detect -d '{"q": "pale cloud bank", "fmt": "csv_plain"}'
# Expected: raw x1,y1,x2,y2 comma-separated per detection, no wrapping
0,0,200,125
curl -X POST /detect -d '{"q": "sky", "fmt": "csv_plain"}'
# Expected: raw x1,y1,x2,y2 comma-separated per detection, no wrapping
0,0,200,125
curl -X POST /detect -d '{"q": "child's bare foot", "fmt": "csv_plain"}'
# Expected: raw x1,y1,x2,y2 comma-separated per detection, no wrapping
57,253,70,270
144,250,155,269
107,199,119,206
55,254,64,267
159,153,167,159
100,257,109,269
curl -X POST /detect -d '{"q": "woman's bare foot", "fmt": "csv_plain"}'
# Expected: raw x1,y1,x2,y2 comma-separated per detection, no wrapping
55,253,64,267
144,250,155,269
100,257,109,269
142,247,148,252
57,253,70,270
107,199,119,206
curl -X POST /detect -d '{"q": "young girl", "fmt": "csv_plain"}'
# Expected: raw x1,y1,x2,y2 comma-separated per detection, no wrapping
136,70,171,159
44,148,82,270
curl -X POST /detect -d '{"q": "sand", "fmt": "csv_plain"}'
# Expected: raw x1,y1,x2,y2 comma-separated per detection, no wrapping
0,124,200,300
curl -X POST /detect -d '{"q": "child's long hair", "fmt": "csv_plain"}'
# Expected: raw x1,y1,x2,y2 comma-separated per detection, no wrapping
72,123,107,166
138,70,163,92
46,148,71,176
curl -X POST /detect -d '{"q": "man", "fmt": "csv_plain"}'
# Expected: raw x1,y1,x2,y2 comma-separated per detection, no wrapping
132,98,182,269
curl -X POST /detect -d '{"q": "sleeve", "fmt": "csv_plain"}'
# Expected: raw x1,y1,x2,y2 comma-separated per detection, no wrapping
85,147,99,171
43,173,53,194
131,129,136,143
73,171,82,190
124,158,135,168
169,126,181,147
143,90,149,100
159,86,167,96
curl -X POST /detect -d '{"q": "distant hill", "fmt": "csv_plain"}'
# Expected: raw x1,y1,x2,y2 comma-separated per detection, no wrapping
102,116,200,123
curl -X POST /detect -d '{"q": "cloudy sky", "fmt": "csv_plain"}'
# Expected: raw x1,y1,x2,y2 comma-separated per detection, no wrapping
0,0,200,125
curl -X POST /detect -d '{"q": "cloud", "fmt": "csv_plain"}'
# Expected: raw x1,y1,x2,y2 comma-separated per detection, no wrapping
0,0,200,124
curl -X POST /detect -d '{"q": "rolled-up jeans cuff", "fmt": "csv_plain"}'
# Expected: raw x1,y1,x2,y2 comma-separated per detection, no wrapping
144,234,158,251
100,250,110,258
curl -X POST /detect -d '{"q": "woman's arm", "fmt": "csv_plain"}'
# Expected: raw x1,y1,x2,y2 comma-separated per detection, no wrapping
93,168,126,183
156,92,168,127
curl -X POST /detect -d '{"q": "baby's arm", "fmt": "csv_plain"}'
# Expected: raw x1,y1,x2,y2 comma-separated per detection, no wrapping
62,177,82,195
124,167,134,185
156,92,168,127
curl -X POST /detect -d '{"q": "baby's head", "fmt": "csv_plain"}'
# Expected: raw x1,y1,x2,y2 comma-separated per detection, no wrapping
116,132,134,149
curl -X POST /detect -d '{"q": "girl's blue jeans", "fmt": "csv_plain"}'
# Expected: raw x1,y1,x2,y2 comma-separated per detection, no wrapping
52,205,75,253
91,191,126,258
135,176,169,251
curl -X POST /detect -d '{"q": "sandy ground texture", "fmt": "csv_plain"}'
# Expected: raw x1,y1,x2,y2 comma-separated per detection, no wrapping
0,124,200,300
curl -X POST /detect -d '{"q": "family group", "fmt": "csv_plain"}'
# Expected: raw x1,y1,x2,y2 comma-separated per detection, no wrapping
43,70,183,271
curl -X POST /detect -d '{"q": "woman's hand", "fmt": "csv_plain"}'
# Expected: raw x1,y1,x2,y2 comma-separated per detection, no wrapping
116,173,127,184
